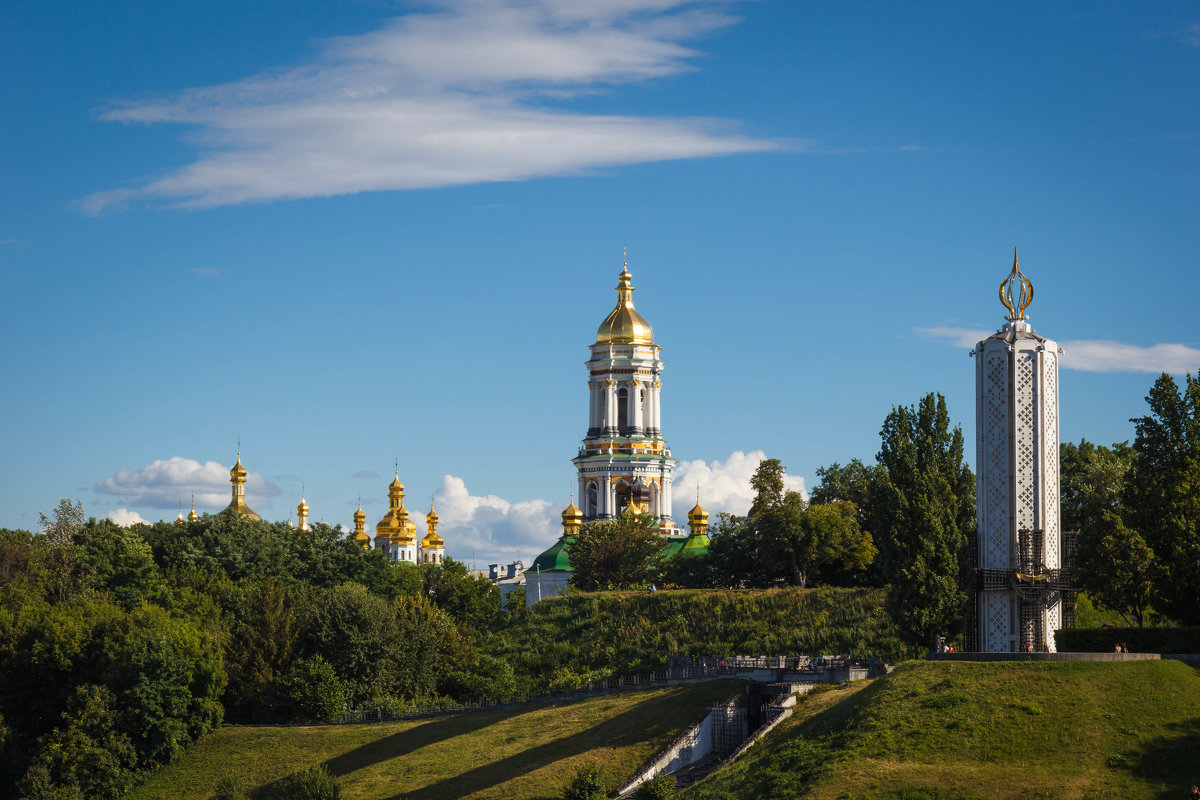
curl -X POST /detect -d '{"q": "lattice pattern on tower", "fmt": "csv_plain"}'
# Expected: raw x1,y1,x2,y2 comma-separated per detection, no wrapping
982,352,1010,568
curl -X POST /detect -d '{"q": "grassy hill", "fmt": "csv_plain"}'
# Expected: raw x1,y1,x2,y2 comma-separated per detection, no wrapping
482,587,906,693
126,681,740,800
685,659,1200,800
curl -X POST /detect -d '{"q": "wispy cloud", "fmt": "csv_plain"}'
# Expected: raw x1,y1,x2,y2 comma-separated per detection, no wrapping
917,326,1200,374
1175,23,1200,47
96,456,281,510
190,267,220,277
82,0,779,213
673,449,807,516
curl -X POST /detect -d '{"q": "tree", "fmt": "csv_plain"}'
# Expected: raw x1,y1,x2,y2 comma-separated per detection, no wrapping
568,511,665,591
422,557,502,635
874,392,975,647
1060,439,1133,534
1126,373,1200,623
39,498,85,548
756,494,876,587
748,458,786,517
1075,511,1158,626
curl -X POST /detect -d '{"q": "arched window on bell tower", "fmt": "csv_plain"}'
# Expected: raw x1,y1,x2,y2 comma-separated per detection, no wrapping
586,482,598,517
617,387,629,433
615,480,632,514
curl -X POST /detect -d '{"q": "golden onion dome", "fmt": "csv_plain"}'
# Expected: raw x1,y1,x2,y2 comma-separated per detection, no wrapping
426,507,438,526
596,266,654,345
297,497,309,514
353,504,366,524
688,501,709,525
230,457,247,480
561,499,583,526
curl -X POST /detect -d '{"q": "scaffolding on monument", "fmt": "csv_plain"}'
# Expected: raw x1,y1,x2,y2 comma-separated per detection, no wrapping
969,528,1077,652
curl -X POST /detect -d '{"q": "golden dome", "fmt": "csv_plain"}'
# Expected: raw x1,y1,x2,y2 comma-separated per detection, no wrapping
297,497,309,515
230,457,247,481
561,499,583,526
596,266,654,345
353,504,366,524
688,502,709,524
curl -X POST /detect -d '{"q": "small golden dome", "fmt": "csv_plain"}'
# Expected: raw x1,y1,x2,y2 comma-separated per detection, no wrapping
596,266,654,345
230,458,247,480
353,504,366,523
688,502,709,524
561,499,583,525
297,498,309,514
426,507,439,525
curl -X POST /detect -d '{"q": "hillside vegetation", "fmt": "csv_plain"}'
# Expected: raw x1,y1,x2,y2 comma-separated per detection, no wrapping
686,659,1200,800
127,681,739,800
481,587,907,694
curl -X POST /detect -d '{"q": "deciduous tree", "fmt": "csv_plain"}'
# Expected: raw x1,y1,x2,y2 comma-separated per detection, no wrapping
1126,373,1200,624
569,511,664,591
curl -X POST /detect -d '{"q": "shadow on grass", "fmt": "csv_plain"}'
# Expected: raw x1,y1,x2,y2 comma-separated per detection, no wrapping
372,689,705,800
1122,716,1200,800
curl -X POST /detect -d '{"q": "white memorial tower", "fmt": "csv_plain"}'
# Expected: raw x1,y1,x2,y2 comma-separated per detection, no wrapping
973,250,1068,652
572,260,676,529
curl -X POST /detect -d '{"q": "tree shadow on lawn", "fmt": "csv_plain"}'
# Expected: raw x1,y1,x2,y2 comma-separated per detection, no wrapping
376,691,704,800
1121,716,1200,800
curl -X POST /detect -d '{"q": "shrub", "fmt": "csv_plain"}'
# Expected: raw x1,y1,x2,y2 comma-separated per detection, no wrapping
562,765,608,800
213,776,249,800
1055,626,1200,654
278,656,346,723
264,765,339,800
635,772,679,800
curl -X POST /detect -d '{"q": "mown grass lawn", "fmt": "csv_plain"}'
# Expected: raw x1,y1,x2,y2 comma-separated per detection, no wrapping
128,681,740,800
686,660,1200,800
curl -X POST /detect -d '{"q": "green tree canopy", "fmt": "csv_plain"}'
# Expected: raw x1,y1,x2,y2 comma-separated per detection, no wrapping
874,392,975,648
1126,372,1200,624
569,511,665,591
1075,511,1158,627
1060,439,1133,534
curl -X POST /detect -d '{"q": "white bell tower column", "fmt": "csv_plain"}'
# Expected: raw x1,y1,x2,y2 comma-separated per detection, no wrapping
572,259,677,530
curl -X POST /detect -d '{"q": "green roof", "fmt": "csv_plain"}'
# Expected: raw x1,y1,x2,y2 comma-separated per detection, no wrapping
528,535,575,573
678,533,711,555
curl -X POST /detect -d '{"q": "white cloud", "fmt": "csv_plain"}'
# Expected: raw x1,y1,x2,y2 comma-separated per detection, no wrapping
1058,340,1200,374
673,450,807,517
916,326,1200,374
96,456,281,511
431,474,558,567
82,0,779,213
915,325,993,348
107,508,149,526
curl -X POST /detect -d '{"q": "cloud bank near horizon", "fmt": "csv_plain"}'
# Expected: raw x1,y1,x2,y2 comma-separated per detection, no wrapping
83,0,781,213
916,326,1200,374
96,456,281,510
91,450,805,565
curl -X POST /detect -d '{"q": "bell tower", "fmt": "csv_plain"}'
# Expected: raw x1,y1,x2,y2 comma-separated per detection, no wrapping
572,258,676,528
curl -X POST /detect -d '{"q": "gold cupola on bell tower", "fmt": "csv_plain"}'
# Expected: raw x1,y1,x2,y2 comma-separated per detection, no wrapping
595,261,654,346
219,442,261,520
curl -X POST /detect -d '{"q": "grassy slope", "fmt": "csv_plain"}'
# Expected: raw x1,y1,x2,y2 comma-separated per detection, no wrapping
482,587,905,693
686,660,1200,800
127,681,740,800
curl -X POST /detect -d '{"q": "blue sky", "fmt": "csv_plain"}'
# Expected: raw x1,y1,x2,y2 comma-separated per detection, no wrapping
2,1,1198,566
